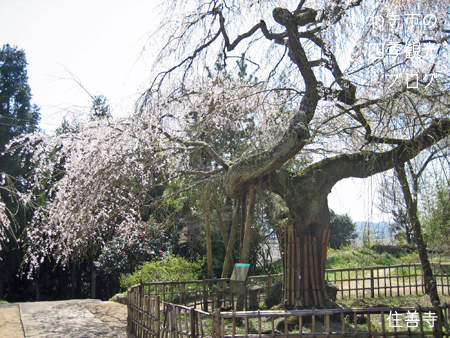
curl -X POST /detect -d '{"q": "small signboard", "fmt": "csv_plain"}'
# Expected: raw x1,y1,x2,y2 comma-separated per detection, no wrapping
230,263,250,295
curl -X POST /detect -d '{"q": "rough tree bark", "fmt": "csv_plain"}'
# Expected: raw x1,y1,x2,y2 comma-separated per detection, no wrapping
395,163,440,305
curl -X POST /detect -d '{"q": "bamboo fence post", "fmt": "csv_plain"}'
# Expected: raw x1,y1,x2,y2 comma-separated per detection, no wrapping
296,235,301,303
232,312,236,337
442,268,450,295
198,311,203,337
303,235,309,307
299,315,303,337
312,237,323,308
348,270,351,299
355,269,359,298
384,267,388,297
145,297,149,334
284,314,288,335
308,235,318,306
258,311,262,335
415,265,419,295
370,268,374,298
181,283,185,304
286,226,291,305
156,296,161,338
168,307,173,338
283,227,287,305
290,226,295,305
387,267,391,297
312,313,316,336
270,316,275,335
402,265,406,295
176,308,181,338
407,265,411,295
381,310,386,336
212,309,221,338
362,268,366,297
417,305,425,338
202,277,208,312
320,230,328,301
434,301,443,338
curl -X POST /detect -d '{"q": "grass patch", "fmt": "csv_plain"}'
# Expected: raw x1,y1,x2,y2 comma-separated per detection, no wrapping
340,293,450,308
327,247,419,269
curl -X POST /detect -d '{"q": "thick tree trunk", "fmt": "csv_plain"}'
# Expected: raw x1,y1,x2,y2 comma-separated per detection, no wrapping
280,223,330,309
262,170,334,308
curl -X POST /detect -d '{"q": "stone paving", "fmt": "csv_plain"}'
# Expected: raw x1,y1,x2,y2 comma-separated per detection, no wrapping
0,299,130,338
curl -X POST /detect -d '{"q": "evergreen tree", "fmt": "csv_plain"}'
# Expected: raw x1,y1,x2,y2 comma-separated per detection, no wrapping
0,44,40,300
0,43,40,227
329,210,357,249
0,44,40,151
91,94,110,119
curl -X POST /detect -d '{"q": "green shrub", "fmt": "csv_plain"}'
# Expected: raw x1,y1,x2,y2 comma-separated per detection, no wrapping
95,218,173,298
119,255,203,289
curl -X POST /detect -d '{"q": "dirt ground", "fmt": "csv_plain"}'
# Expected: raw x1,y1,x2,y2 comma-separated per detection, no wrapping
0,304,23,338
0,300,133,338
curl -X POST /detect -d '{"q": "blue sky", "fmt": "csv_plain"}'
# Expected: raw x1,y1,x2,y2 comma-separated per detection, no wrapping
0,0,392,223
0,0,161,130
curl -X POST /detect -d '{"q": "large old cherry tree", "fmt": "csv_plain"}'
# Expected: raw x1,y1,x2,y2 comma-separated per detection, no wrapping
2,0,450,308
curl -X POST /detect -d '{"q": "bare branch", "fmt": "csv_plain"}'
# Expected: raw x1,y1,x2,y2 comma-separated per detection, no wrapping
180,168,225,176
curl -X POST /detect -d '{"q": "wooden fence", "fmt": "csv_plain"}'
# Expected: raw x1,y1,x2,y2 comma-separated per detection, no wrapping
128,285,450,338
130,263,449,311
131,274,284,312
326,263,450,299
